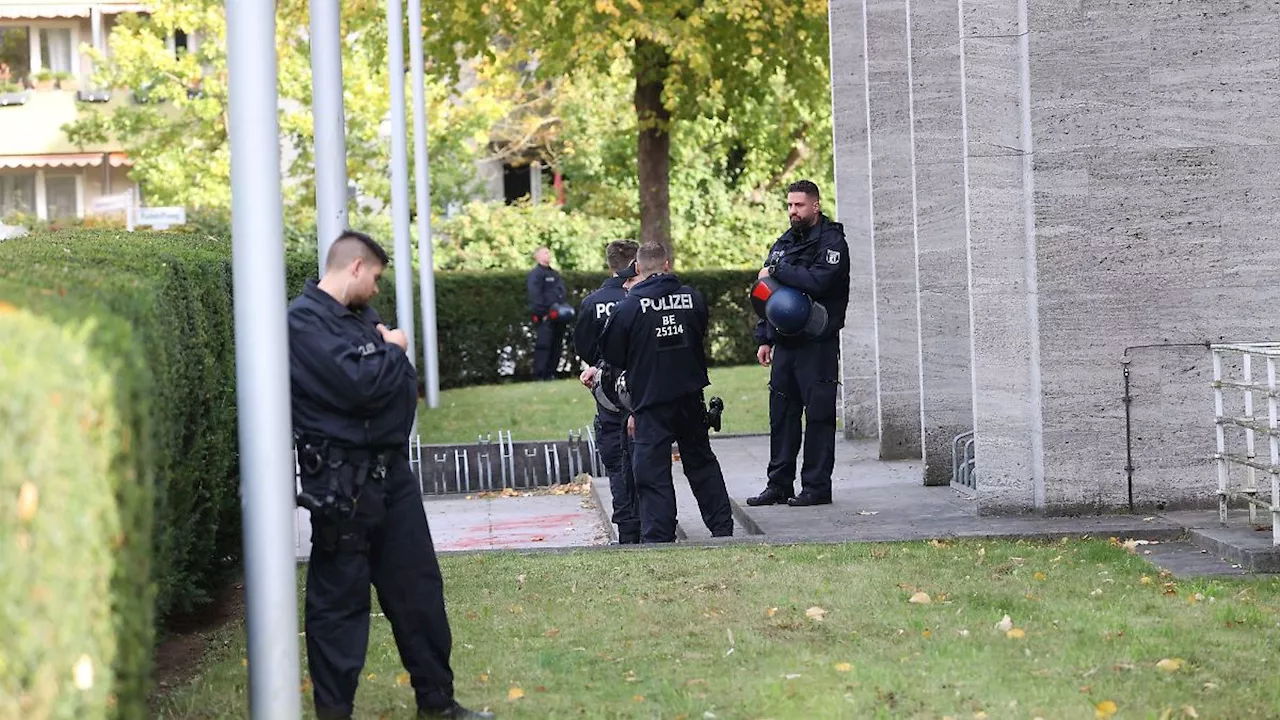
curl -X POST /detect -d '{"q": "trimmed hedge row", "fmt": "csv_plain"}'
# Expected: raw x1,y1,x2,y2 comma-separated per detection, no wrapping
289,266,763,388
0,232,243,717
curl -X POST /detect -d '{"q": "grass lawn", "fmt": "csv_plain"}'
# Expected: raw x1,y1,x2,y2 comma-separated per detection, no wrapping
417,364,773,444
156,539,1280,719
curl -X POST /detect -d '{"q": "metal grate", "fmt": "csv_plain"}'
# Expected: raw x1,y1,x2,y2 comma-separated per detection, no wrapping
951,430,976,490
1211,342,1280,546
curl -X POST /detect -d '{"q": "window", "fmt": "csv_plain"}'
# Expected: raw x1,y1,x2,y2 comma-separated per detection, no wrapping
45,175,78,220
0,174,36,217
0,27,30,85
38,28,73,74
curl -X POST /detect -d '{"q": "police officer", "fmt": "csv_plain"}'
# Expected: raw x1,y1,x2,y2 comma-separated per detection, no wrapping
600,241,734,543
526,246,568,381
746,180,850,508
573,240,641,543
288,231,493,720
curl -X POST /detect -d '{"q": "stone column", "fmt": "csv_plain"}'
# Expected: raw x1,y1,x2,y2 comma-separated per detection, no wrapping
960,0,1044,511
828,0,879,439
908,0,975,484
866,0,924,460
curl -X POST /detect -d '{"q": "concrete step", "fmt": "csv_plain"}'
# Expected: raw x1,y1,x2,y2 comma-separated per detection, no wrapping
1186,524,1280,573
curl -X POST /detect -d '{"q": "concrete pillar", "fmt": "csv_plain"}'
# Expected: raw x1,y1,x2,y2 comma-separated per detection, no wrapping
828,0,879,439
960,0,1043,512
908,0,974,485
866,0,923,460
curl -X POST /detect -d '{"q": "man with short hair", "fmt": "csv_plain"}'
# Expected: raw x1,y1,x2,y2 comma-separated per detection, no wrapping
526,246,568,381
600,241,734,543
288,231,492,720
747,180,850,508
574,240,641,543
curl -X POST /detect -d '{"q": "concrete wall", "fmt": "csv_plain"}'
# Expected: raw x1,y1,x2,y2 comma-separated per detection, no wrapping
829,0,1280,511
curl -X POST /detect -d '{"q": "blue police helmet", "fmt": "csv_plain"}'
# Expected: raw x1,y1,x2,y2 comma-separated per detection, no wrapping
548,302,576,324
765,286,830,337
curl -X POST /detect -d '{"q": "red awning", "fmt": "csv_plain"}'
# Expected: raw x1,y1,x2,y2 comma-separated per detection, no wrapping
0,153,133,169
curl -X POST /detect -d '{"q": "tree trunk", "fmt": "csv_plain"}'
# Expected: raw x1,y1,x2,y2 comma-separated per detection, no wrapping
634,38,672,260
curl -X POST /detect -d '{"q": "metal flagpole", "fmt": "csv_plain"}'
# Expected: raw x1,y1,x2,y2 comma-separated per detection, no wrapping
386,0,416,363
310,0,349,274
224,0,301,716
407,0,440,408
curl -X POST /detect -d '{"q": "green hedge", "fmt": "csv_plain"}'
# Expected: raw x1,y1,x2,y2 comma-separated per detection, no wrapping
282,260,762,388
0,232,243,717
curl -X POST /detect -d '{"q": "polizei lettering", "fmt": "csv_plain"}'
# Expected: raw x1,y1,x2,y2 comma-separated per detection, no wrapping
639,293,694,313
595,301,617,320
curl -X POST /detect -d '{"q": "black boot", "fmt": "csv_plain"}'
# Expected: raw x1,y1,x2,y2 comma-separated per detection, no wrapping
419,702,495,719
786,492,832,507
746,487,793,506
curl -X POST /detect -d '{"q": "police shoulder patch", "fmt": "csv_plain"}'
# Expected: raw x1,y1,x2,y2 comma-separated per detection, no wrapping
826,249,841,265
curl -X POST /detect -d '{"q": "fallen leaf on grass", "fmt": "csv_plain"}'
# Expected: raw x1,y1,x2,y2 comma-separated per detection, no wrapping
1157,658,1185,672
632,695,645,702
909,592,932,604
1183,706,1199,718
684,678,707,687
478,673,489,683
806,606,827,622
834,663,853,673
507,687,524,701
1096,700,1118,718
929,539,950,548
1034,572,1047,581
16,482,38,522
783,673,802,680
995,615,1014,632
766,607,778,618
1006,628,1026,640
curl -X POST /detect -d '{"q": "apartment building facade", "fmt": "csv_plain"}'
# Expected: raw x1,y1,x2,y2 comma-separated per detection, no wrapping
0,0,166,222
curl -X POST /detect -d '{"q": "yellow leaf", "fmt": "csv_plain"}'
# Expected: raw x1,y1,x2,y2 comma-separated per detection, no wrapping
1006,628,1026,639
16,482,38,522
478,672,489,683
1141,575,1153,585
1034,572,1046,581
507,687,525,701
834,662,853,673
1096,700,1118,718
766,607,778,618
1157,658,1185,672
0,300,15,314
909,592,932,604
1183,706,1199,719
805,606,826,621
632,695,645,702
974,713,989,720
366,673,376,681
395,672,410,687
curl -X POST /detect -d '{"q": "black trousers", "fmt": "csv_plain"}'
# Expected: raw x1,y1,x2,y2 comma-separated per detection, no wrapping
631,393,734,543
767,336,840,501
306,456,454,719
596,407,640,543
532,320,565,380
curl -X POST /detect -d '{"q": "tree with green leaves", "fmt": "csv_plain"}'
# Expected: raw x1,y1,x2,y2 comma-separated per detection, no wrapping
424,0,833,258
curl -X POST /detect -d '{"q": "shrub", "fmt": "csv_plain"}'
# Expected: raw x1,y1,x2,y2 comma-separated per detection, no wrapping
0,232,244,716
282,261,762,388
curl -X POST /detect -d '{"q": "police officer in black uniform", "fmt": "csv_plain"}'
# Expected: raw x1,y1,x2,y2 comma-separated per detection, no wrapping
288,231,493,720
600,241,734,543
526,246,568,381
746,180,850,508
574,240,642,543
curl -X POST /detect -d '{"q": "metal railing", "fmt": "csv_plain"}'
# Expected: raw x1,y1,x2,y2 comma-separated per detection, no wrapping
1211,342,1280,546
951,430,976,490
408,427,601,495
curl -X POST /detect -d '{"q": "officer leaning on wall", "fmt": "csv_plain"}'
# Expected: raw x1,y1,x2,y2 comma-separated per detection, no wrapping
526,246,571,381
746,179,851,508
288,230,493,720
574,240,642,544
600,241,735,543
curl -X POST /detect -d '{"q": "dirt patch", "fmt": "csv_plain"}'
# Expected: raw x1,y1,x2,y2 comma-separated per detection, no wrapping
150,580,247,700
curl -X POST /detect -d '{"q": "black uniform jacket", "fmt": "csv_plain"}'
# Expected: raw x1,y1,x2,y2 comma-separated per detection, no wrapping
754,213,851,347
573,276,627,366
526,264,567,319
600,273,710,412
288,279,418,449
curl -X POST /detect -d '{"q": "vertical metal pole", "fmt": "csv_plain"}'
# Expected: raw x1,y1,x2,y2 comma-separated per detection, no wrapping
407,0,440,409
1268,356,1280,545
386,0,416,363
530,160,542,204
310,0,349,275
1214,349,1228,527
1245,352,1258,525
225,0,301,716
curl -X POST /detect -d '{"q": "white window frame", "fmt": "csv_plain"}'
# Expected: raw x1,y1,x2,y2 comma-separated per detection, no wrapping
0,172,39,217
25,21,81,80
